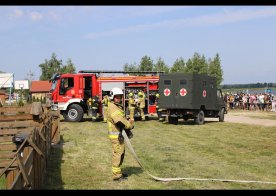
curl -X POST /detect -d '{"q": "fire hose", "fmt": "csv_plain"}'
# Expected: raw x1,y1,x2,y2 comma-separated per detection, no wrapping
122,130,276,185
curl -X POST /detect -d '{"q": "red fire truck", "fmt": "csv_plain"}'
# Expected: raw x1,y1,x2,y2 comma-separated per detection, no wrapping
49,70,162,122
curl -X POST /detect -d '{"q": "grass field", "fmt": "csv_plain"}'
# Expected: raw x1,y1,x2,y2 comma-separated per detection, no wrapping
41,112,276,190
0,176,4,189
229,110,276,120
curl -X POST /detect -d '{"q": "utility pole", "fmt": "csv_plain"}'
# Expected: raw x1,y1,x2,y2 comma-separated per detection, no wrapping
27,70,34,81
26,70,34,103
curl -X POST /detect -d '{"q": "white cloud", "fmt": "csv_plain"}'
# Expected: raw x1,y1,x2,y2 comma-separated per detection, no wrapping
29,11,43,21
190,7,276,26
9,9,24,19
84,7,276,40
123,6,189,17
48,11,60,21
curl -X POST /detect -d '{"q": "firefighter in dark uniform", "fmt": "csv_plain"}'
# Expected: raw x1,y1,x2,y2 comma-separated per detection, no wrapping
107,87,134,181
92,95,100,121
87,97,93,116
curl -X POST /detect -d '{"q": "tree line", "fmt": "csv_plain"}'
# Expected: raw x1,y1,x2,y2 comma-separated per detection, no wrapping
124,52,223,86
221,82,276,89
2,52,223,85
37,52,223,85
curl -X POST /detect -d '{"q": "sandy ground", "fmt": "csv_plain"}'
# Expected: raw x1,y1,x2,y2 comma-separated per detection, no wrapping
207,111,276,127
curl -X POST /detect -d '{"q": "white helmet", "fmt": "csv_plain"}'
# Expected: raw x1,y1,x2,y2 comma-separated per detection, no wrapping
110,87,123,100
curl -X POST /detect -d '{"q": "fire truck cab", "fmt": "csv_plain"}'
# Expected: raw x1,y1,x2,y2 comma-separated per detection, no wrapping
50,71,162,122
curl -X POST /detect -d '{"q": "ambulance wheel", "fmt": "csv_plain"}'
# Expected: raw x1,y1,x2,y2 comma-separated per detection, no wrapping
183,116,189,122
63,104,84,122
219,108,225,122
168,116,178,125
194,110,204,125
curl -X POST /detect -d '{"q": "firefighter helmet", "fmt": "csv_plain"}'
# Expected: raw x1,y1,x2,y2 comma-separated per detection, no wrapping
156,93,159,98
110,87,123,100
138,91,143,97
129,92,133,97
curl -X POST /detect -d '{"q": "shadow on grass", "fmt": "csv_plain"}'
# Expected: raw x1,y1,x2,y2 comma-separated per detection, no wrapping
43,136,65,190
156,118,220,126
123,166,143,177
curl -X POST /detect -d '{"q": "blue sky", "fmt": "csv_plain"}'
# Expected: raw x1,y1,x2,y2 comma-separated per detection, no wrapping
0,6,276,84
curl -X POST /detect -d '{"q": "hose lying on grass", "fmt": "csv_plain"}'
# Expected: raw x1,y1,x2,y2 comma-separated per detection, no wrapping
122,130,276,185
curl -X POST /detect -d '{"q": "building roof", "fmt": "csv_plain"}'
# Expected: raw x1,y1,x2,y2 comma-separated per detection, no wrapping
30,80,51,93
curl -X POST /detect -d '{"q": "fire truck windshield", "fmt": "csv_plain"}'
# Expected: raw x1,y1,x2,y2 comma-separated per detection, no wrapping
50,80,57,92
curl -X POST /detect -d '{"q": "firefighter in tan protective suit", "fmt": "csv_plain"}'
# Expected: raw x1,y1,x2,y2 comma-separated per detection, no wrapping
128,92,136,122
137,91,146,121
101,95,109,123
107,87,134,181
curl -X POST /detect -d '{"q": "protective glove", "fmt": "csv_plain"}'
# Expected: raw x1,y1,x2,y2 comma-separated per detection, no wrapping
125,129,133,139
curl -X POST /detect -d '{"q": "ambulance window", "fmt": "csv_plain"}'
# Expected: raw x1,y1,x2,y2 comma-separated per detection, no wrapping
202,81,206,87
164,80,171,85
210,82,214,88
180,79,187,85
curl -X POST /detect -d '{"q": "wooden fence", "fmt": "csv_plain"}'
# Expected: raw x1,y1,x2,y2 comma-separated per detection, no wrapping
0,103,60,189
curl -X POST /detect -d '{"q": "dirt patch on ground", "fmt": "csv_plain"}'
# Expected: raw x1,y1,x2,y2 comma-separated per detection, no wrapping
224,111,276,127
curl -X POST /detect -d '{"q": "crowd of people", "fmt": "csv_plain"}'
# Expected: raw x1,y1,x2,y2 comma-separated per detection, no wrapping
223,92,276,112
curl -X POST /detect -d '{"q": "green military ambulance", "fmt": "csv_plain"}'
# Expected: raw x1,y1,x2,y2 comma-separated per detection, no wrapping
158,73,226,125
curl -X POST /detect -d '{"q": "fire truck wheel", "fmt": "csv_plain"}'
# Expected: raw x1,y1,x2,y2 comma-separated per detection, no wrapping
219,108,225,122
63,104,84,122
194,110,204,125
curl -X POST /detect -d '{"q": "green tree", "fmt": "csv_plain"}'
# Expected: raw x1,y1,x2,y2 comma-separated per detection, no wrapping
208,53,223,86
170,57,185,73
60,58,76,74
185,52,208,74
123,63,138,73
139,55,154,72
18,90,24,107
39,53,76,80
153,57,170,73
39,53,62,80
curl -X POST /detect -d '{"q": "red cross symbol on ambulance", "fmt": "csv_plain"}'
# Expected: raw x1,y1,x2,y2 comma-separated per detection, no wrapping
203,89,207,98
180,88,187,96
164,88,171,96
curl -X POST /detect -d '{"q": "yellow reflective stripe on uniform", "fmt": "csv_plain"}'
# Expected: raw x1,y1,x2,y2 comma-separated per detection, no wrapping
112,166,121,173
109,134,119,139
108,121,112,131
